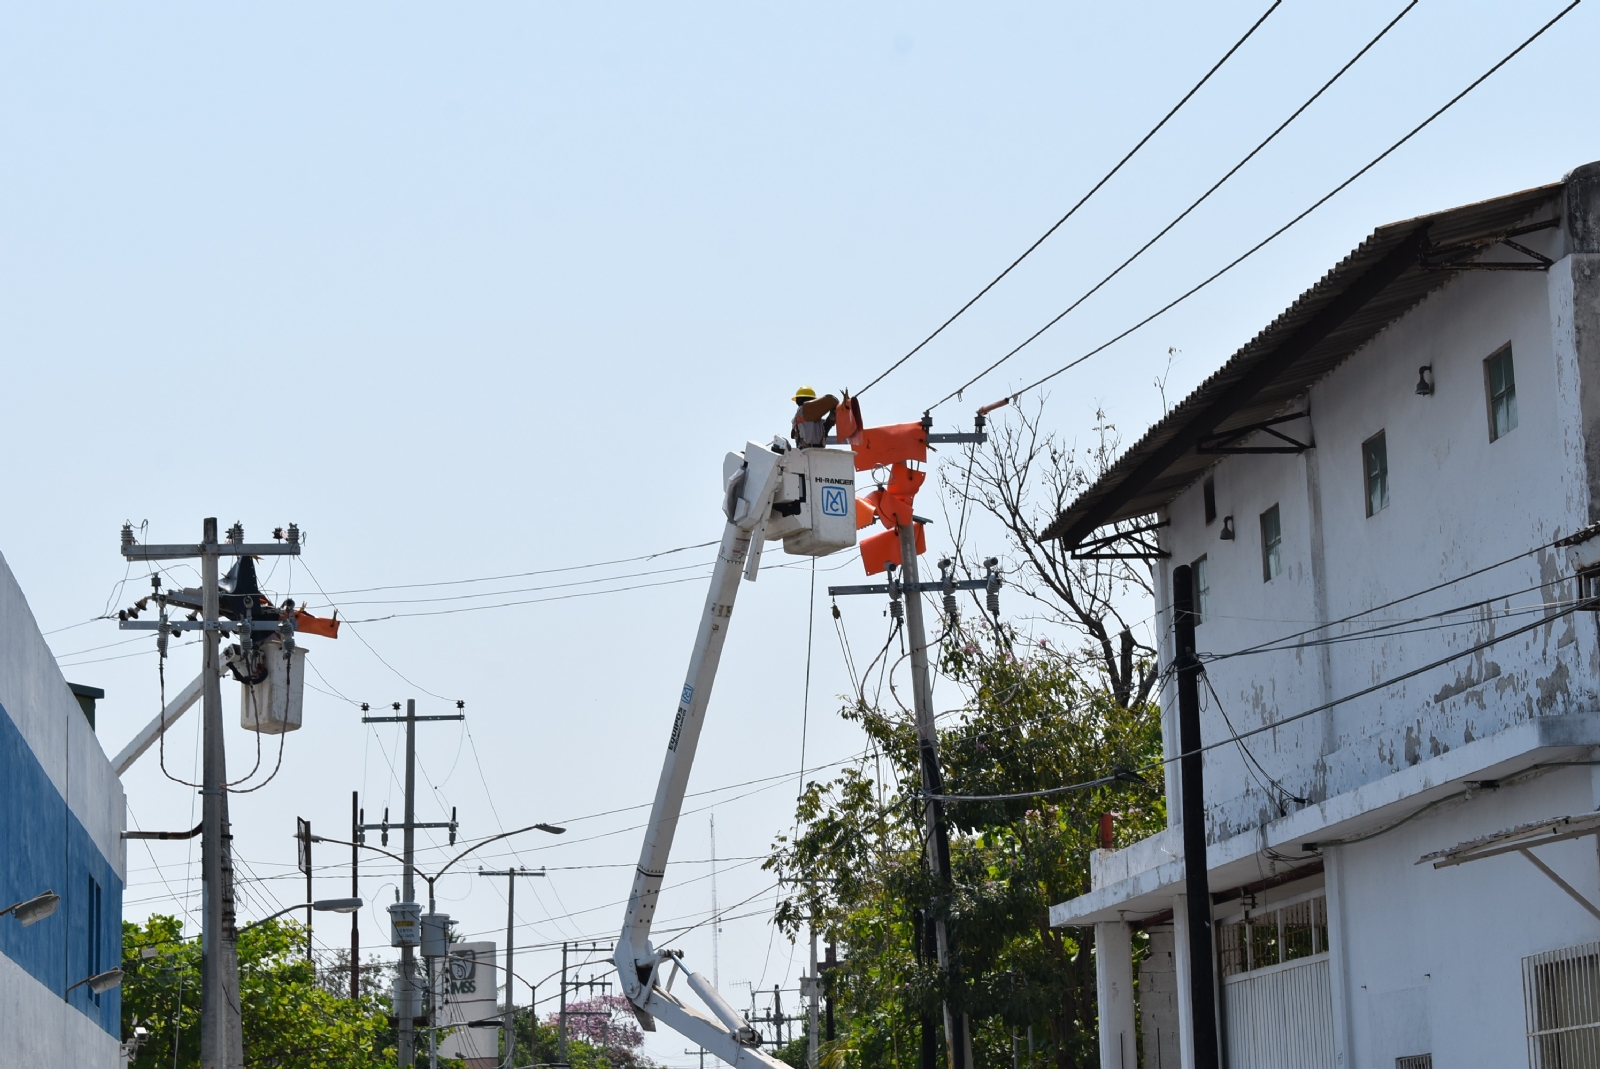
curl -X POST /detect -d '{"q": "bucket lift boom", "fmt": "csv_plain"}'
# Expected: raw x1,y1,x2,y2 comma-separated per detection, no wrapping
614,437,855,1067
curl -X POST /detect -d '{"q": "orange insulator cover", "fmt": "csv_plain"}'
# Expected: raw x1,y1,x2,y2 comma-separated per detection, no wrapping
857,492,880,530
860,523,927,575
293,608,340,639
851,422,926,472
835,393,864,444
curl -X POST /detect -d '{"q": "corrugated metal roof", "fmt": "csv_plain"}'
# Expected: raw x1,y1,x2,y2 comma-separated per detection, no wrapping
1041,180,1564,546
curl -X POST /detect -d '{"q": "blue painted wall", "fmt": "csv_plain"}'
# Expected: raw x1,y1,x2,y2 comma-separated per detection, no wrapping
0,701,122,1036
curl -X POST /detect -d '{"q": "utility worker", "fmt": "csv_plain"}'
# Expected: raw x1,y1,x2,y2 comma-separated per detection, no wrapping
791,386,839,448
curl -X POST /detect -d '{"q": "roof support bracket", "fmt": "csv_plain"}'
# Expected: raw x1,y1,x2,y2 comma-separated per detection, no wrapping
1196,411,1312,455
1518,847,1600,923
1069,519,1171,560
1420,217,1559,272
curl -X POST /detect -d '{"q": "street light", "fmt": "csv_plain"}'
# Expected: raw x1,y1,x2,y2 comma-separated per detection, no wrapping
0,890,60,927
65,968,124,996
238,898,363,934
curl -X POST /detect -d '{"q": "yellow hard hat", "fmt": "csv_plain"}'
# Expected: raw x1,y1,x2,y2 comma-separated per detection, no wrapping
793,385,817,402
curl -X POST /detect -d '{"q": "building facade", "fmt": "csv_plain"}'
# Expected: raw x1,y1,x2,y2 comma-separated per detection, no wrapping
0,550,127,1066
1048,162,1600,1068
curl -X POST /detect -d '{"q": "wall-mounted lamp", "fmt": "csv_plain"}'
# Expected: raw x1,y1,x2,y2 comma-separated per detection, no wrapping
0,890,60,927
1415,365,1434,395
1220,516,1235,540
65,967,123,997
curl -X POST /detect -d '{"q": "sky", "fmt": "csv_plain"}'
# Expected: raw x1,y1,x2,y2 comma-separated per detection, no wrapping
1,2,1595,1064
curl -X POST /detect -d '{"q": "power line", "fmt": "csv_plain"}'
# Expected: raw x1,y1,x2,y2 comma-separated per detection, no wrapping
854,0,1283,397
995,0,1583,407
312,540,720,596
929,0,1419,411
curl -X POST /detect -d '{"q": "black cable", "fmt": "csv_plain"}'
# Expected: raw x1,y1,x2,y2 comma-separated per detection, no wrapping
929,0,1419,411
853,0,1283,398
1200,538,1563,661
312,539,720,596
1201,669,1306,810
999,0,1583,406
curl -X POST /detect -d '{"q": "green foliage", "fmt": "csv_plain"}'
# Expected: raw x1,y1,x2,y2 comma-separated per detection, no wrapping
122,914,398,1069
766,625,1165,1068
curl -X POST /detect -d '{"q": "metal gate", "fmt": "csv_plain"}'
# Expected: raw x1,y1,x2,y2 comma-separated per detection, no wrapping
1223,952,1335,1069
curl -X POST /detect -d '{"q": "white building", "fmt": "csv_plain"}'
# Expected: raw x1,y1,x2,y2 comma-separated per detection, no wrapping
0,550,127,1066
1047,161,1600,1069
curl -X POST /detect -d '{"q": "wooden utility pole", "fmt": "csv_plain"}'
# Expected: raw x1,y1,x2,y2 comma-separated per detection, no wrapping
1173,564,1219,1069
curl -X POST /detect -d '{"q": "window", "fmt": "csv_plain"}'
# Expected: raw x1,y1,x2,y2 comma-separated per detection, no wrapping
1192,556,1209,624
1203,477,1217,525
87,875,103,1004
1218,894,1328,977
1260,505,1282,582
1486,345,1518,441
1363,431,1389,517
1524,939,1600,1067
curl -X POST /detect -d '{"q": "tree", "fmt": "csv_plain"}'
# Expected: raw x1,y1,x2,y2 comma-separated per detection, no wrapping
950,401,1159,711
122,914,399,1069
503,996,656,1068
766,623,1164,1068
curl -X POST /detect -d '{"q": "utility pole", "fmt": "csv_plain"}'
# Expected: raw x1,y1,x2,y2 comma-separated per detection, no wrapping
121,518,301,1069
807,921,820,1068
350,792,360,1000
1173,564,1219,1069
896,524,968,1069
831,546,997,1069
359,699,464,1067
479,867,546,1069
709,815,720,989
558,942,613,1064
297,818,314,959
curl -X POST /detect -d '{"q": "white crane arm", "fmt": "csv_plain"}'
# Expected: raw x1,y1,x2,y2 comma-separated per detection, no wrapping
615,437,854,1067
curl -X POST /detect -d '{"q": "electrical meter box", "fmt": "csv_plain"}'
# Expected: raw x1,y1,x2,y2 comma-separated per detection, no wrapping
238,638,306,734
765,447,857,557
389,901,421,948
420,912,453,959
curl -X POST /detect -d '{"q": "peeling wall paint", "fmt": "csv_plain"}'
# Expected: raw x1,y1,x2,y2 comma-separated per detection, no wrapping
1153,222,1600,845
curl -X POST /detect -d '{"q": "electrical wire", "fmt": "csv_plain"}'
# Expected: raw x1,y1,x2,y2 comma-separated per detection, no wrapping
994,0,1584,408
930,0,1419,411
855,0,1283,397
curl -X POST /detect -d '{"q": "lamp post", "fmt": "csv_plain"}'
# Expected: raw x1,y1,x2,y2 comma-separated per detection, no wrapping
238,898,363,936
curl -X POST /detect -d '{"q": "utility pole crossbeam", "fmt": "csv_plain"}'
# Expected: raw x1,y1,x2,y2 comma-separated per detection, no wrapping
479,868,546,1069
1173,565,1220,1069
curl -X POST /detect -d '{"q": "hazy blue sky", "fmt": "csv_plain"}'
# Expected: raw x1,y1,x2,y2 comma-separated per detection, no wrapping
2,2,1594,1063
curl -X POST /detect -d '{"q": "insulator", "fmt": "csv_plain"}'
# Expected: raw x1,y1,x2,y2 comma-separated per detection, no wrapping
226,522,243,544
889,599,904,623
987,589,1000,616
286,523,300,545
120,523,134,547
943,593,959,620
